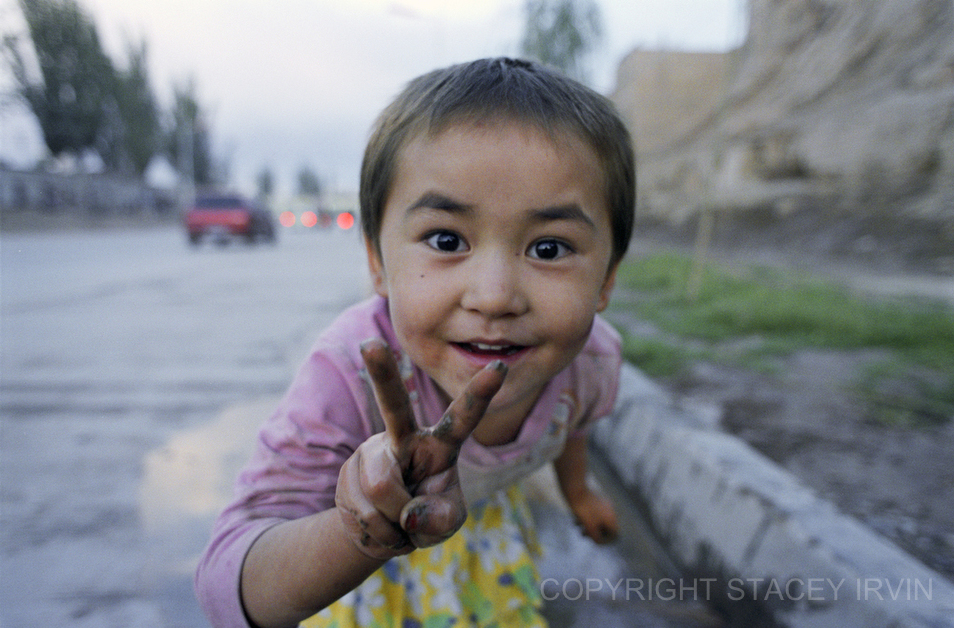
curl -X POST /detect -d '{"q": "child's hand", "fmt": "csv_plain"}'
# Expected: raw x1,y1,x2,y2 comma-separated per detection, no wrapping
569,490,619,545
335,338,506,559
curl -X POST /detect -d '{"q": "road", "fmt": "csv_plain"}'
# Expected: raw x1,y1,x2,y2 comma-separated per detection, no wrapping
1,226,374,627
0,226,718,628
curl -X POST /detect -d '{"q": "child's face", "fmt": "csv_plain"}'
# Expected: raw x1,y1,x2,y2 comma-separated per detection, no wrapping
366,121,617,439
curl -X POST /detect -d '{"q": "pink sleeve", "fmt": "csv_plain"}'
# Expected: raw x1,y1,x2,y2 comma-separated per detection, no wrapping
194,348,377,628
568,315,622,438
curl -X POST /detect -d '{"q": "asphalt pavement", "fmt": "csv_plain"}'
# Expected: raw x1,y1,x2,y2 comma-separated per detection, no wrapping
1,227,370,627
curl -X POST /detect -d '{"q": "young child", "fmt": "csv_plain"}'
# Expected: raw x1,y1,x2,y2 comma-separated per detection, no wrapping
195,57,635,628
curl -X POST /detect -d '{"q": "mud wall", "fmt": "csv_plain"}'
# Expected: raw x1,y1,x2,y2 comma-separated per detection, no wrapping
610,0,954,265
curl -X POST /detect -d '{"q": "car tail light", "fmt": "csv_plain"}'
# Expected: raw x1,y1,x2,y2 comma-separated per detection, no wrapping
301,211,318,228
337,212,355,230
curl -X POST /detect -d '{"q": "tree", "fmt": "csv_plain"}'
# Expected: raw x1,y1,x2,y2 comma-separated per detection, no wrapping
167,77,216,186
519,0,603,83
7,0,116,158
257,166,274,198
297,166,322,197
112,40,160,176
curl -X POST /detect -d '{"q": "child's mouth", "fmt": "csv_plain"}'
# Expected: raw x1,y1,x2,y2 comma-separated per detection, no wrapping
455,342,525,357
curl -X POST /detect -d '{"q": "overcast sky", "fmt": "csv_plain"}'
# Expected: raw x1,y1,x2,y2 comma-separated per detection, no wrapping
0,0,746,197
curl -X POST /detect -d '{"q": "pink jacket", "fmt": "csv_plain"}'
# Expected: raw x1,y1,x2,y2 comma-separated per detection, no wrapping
194,295,621,627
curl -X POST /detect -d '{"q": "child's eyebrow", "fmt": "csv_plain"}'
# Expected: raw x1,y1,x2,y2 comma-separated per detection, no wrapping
406,192,472,214
528,204,595,228
405,193,595,229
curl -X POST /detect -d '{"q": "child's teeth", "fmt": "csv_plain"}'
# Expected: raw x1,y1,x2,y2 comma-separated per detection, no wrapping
476,343,502,351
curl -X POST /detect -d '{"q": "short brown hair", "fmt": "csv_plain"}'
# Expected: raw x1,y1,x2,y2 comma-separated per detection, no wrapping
360,57,635,266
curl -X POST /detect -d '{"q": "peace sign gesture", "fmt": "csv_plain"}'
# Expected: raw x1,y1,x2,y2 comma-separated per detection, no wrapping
335,338,507,559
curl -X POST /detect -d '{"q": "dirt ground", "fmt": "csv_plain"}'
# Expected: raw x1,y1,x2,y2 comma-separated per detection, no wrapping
611,231,954,582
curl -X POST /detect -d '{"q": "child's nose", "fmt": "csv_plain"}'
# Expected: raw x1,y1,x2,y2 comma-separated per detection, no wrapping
461,252,529,318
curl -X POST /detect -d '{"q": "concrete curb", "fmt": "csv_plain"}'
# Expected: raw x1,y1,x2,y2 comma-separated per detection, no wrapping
591,364,954,627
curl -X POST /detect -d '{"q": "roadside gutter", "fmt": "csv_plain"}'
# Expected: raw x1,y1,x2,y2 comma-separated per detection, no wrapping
590,364,954,628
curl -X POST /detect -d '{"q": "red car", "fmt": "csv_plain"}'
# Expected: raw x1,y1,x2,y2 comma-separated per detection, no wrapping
185,193,276,246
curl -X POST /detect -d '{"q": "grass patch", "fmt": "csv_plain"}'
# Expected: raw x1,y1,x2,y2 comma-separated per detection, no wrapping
619,335,697,378
611,252,954,426
853,361,954,428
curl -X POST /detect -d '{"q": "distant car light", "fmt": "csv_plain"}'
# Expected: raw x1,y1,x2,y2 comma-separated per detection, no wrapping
279,211,296,228
337,212,355,230
301,211,319,228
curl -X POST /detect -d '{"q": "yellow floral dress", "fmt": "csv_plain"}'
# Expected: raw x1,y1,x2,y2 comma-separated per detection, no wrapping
300,485,547,628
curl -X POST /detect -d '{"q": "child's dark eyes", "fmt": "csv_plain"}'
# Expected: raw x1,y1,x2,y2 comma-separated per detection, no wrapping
528,239,572,261
425,231,467,253
423,231,572,260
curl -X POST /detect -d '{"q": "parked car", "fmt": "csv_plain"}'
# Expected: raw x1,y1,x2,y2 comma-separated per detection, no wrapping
184,193,276,246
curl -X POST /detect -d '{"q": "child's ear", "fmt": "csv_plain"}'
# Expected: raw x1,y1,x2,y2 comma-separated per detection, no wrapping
596,262,618,312
364,235,389,298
